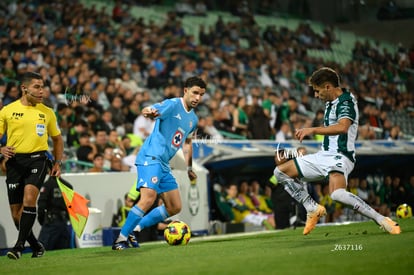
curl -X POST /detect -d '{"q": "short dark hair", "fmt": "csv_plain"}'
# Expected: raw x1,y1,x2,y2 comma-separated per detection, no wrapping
57,103,68,112
20,71,42,86
309,67,340,88
80,131,90,138
93,153,103,160
75,119,89,128
184,76,207,89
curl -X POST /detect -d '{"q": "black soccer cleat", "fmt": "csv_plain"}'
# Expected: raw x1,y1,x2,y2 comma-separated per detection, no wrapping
7,244,24,260
31,241,45,258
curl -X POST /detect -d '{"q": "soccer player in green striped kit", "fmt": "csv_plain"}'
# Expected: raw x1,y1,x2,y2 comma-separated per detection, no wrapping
273,67,401,235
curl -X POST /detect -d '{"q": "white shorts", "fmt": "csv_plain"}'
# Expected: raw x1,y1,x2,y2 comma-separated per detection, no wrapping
242,213,270,227
294,151,355,184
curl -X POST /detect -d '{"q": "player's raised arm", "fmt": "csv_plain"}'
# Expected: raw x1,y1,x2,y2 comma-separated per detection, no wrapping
295,118,352,142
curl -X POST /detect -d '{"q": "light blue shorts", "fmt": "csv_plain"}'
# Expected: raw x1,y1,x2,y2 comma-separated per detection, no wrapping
136,163,177,194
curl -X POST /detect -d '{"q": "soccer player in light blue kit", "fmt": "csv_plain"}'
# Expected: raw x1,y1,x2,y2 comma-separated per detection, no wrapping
112,76,206,250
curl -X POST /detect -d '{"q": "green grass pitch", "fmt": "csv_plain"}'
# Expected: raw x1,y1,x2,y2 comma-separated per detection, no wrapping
1,218,413,275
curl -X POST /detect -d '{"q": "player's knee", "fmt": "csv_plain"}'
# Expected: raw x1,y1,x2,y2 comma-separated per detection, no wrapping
330,188,347,202
273,167,282,179
139,198,158,212
274,167,288,184
166,204,181,216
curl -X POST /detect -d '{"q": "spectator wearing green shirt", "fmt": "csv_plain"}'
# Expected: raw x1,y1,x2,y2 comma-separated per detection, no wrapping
232,96,249,137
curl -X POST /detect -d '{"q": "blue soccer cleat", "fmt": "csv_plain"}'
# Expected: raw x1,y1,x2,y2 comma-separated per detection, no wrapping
112,240,130,250
128,234,140,248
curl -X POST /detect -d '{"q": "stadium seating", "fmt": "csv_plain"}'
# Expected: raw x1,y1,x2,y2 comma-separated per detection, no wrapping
79,0,413,138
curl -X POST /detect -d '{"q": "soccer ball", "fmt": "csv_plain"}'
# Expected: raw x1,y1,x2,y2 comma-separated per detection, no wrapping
396,203,412,219
164,221,191,246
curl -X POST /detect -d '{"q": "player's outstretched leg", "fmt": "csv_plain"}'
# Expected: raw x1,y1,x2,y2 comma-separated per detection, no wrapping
275,168,326,235
331,188,401,234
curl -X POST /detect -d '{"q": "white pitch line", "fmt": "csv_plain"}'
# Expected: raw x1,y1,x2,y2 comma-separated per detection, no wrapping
140,221,368,246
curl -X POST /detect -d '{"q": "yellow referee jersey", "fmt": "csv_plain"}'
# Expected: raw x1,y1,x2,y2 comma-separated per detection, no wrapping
0,100,61,153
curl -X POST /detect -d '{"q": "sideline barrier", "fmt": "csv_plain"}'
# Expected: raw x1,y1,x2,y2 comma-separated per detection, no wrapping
75,208,103,248
102,227,121,246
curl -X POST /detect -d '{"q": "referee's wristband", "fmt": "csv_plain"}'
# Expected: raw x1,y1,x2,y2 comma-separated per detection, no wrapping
187,166,193,171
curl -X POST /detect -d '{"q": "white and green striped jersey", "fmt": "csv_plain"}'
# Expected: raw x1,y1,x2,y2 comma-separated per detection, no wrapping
322,89,358,162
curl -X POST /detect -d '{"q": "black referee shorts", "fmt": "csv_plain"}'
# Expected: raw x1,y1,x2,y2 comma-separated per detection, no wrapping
6,151,49,205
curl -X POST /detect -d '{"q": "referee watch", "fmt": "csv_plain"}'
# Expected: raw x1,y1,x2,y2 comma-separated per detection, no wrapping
54,160,63,166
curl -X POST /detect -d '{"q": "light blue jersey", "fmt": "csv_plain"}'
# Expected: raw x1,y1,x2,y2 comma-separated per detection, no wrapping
136,97,198,171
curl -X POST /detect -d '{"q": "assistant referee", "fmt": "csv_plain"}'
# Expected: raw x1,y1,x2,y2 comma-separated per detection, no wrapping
0,71,64,260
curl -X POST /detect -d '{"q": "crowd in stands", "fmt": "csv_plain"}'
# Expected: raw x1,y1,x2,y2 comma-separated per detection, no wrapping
213,179,275,230
212,171,414,228
0,1,413,158
0,0,413,228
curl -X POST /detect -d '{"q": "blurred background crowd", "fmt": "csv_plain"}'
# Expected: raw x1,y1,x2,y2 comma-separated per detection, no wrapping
0,1,413,167
0,0,413,228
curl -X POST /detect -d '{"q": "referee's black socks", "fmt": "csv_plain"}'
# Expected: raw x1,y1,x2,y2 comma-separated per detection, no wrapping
16,207,37,248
